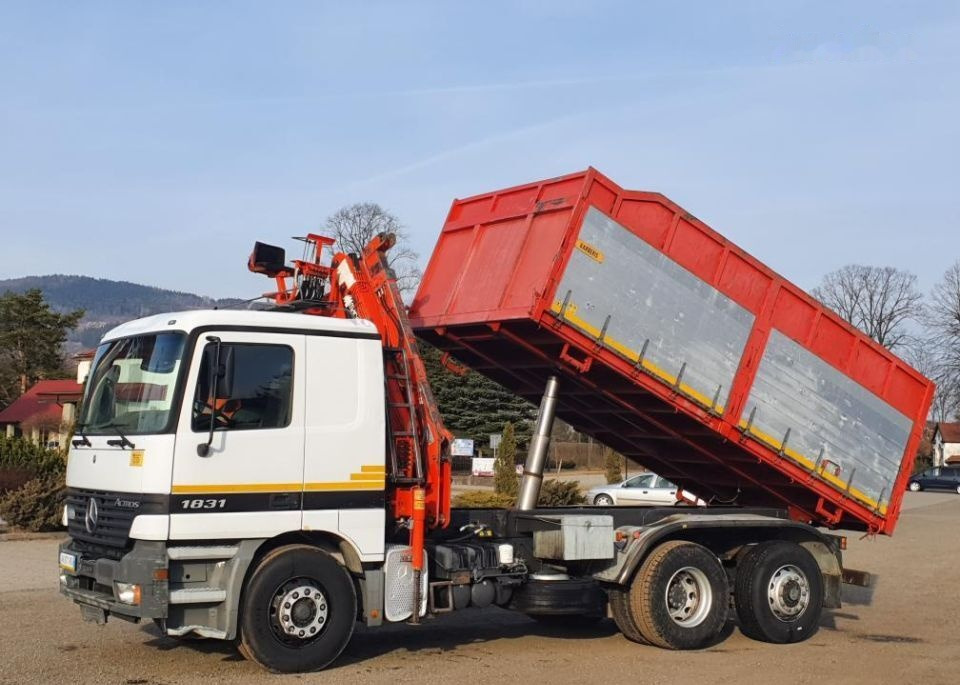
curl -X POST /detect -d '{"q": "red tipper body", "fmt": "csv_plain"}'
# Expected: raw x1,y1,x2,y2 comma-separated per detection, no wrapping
409,168,934,535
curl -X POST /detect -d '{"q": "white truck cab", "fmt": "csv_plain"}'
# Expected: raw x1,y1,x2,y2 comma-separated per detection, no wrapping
60,309,393,658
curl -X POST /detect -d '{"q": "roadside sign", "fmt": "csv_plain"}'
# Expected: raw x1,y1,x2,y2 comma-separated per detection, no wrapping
472,457,495,477
489,434,501,449
451,438,475,457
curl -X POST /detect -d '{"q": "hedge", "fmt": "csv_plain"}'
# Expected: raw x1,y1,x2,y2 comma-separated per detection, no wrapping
0,435,66,478
0,436,67,531
451,479,586,509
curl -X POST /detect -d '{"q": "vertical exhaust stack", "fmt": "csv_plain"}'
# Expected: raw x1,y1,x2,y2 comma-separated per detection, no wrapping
517,376,560,510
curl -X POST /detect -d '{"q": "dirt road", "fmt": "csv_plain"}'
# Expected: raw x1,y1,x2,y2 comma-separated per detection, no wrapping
1,492,958,685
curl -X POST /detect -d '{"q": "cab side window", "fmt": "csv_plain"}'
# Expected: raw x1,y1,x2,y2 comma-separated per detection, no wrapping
192,343,293,432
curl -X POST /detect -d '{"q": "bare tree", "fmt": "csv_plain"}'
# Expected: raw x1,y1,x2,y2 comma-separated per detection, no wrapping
925,260,960,419
903,336,954,422
812,265,922,351
324,203,421,295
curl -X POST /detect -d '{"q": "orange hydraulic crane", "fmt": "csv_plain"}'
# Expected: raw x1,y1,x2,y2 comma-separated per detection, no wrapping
248,232,452,604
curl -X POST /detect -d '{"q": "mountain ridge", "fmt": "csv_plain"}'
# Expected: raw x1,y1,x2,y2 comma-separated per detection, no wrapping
0,274,246,349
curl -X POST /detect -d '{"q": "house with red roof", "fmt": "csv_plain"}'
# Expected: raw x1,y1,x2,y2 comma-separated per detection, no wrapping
932,422,960,467
0,378,84,448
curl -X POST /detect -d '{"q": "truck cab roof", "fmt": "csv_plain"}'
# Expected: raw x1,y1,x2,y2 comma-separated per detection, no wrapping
101,309,380,343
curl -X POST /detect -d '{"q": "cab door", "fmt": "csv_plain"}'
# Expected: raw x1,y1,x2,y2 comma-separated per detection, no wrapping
169,331,306,540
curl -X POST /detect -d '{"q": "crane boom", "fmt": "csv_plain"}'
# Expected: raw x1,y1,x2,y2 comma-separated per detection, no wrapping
249,232,453,537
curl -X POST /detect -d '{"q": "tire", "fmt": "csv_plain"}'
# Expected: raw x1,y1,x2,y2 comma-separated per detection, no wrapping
955,484,960,495
908,481,921,492
608,587,649,644
627,540,728,650
512,577,606,618
734,541,823,644
594,494,615,506
239,545,357,673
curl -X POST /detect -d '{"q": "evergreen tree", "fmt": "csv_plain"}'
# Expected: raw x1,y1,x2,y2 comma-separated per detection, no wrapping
494,422,518,497
420,344,535,448
0,289,83,408
604,447,624,483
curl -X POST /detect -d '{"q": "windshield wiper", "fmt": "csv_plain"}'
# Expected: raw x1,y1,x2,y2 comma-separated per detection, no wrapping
72,422,92,448
102,423,136,450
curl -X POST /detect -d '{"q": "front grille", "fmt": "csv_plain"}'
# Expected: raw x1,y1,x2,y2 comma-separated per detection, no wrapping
66,488,140,550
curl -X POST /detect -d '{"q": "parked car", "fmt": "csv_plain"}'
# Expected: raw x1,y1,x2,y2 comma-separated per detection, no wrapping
585,473,704,506
908,466,960,494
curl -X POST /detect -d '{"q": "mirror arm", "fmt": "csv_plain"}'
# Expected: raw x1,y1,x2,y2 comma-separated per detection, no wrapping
197,336,222,457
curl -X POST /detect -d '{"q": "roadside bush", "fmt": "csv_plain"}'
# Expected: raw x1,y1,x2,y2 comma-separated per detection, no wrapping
0,435,65,478
537,479,585,506
0,471,66,531
452,490,516,509
452,480,586,509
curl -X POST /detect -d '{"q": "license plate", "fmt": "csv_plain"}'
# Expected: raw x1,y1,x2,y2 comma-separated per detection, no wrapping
59,551,77,573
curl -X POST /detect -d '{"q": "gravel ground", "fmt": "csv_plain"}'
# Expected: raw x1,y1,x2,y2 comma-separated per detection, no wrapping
1,491,958,685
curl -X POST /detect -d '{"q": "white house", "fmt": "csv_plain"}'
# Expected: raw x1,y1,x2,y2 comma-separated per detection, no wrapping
932,422,960,467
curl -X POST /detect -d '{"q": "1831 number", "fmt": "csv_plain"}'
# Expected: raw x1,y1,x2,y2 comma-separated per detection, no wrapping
180,498,227,510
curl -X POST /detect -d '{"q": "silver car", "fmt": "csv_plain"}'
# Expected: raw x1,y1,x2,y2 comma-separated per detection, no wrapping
586,473,702,506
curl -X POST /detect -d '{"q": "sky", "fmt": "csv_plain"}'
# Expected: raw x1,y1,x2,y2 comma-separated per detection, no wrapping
1,1,958,300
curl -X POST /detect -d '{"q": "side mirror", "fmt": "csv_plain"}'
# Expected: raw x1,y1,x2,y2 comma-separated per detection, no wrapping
198,336,230,457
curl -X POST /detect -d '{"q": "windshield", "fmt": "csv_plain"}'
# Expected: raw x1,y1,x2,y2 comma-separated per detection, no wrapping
78,332,187,435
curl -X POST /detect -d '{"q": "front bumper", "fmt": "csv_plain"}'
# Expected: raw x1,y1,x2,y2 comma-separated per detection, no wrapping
59,539,169,622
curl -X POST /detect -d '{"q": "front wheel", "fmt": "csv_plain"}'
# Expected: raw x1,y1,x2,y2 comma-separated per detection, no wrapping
594,494,615,506
956,484,960,495
908,481,921,492
734,541,823,644
239,545,357,673
627,540,728,649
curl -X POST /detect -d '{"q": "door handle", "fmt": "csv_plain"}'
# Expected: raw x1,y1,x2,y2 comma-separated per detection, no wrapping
641,490,648,494
269,493,301,510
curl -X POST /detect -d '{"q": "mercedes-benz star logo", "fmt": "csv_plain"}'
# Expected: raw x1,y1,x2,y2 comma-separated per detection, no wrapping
85,497,99,534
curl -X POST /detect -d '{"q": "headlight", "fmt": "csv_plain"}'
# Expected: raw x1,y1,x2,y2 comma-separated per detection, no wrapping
115,582,142,606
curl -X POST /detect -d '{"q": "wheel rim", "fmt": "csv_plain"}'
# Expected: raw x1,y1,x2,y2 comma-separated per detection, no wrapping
767,564,810,622
269,578,329,645
596,495,613,505
909,482,920,491
664,566,713,627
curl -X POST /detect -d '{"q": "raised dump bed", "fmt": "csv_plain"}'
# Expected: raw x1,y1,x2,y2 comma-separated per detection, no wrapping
409,168,935,534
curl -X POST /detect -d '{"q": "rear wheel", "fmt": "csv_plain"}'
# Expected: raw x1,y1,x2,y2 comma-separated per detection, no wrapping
239,545,357,673
908,481,921,492
734,541,823,644
955,484,960,495
627,540,728,649
594,494,614,506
